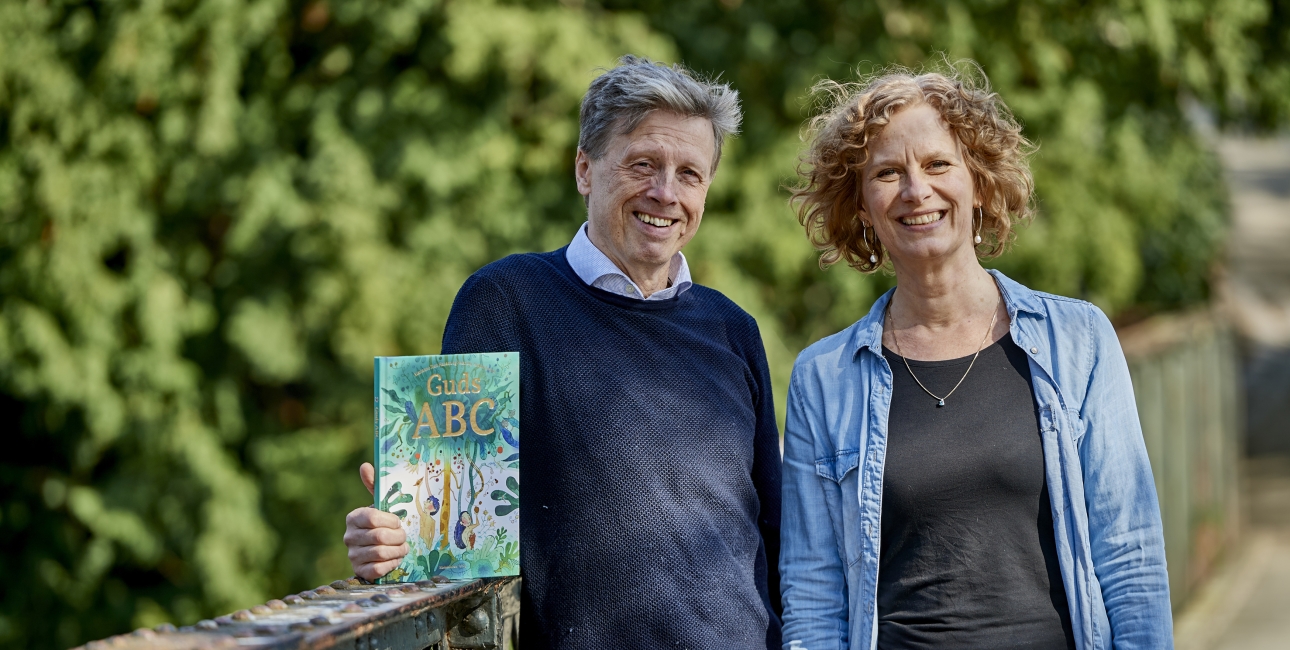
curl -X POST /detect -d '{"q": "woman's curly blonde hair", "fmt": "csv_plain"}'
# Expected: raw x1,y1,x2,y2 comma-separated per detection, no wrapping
791,63,1036,273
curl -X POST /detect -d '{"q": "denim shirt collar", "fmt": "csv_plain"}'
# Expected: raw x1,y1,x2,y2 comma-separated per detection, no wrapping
847,269,1049,358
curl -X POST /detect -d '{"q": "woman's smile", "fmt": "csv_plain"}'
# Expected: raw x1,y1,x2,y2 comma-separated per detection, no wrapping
896,210,947,227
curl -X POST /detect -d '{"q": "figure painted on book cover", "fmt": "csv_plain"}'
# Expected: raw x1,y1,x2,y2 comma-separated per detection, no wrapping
415,467,441,547
454,510,479,550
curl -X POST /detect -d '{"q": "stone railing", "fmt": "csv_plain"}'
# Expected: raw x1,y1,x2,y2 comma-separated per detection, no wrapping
74,577,519,650
1119,309,1243,610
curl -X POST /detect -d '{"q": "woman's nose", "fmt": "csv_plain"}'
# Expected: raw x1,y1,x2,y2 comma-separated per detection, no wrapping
901,170,933,203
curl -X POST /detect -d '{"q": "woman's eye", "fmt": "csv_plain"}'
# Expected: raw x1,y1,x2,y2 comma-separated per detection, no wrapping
877,168,898,178
929,160,950,170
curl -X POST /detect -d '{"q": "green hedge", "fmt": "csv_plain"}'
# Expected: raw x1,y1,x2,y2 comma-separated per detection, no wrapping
1,0,1283,645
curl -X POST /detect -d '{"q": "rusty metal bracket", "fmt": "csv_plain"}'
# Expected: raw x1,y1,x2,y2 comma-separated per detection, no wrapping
74,577,519,650
446,579,520,649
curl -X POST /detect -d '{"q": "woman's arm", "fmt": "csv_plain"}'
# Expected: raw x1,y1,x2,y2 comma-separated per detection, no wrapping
780,371,851,650
1078,307,1174,648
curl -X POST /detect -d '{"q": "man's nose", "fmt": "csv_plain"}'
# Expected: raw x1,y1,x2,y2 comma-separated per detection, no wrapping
645,170,680,205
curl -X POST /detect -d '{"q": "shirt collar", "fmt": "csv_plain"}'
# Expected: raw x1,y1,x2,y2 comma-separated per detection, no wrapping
848,269,1048,356
566,222,692,298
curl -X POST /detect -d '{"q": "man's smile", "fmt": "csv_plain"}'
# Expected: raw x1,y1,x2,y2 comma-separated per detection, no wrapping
634,211,677,228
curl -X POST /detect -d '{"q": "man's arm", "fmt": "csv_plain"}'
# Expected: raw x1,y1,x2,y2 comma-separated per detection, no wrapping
344,271,519,581
441,273,522,355
745,321,783,639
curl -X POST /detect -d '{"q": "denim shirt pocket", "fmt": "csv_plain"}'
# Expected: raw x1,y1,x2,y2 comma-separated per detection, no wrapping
815,449,860,483
815,449,863,567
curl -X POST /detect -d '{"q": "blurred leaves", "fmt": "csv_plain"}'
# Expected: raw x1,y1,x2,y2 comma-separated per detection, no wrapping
0,0,1284,646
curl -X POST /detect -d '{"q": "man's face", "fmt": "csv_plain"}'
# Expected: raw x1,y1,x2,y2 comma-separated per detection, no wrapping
575,111,715,290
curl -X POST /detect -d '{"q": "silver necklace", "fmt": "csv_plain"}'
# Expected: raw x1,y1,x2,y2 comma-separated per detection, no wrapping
886,298,1000,407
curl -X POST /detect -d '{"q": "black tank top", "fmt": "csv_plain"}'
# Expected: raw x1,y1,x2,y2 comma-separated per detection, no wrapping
877,336,1076,649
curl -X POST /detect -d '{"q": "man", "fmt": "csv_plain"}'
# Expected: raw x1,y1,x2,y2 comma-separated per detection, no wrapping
343,55,782,649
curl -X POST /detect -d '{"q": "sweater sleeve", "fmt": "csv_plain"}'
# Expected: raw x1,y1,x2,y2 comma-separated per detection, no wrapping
743,316,784,647
442,272,523,355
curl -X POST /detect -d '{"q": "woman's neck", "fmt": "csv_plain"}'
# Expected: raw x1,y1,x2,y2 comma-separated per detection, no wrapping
882,254,1008,361
889,256,998,330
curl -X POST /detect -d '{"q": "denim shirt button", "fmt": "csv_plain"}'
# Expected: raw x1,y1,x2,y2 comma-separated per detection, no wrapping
1030,346,1038,354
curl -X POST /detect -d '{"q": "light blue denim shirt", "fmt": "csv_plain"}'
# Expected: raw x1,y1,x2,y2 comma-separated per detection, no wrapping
781,270,1172,650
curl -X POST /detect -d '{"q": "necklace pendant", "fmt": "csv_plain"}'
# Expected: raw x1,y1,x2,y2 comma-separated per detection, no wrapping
937,399,945,407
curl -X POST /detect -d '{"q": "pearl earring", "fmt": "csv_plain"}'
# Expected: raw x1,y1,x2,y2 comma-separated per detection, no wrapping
973,207,983,244
863,222,878,264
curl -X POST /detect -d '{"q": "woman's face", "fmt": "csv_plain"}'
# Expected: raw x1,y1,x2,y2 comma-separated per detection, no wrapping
859,103,978,271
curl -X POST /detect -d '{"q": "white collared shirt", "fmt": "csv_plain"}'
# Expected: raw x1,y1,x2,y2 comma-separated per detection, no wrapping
565,223,693,301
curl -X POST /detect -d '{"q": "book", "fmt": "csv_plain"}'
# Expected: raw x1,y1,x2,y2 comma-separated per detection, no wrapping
373,352,520,582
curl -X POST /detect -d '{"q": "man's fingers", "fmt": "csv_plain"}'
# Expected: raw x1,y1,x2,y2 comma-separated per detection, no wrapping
346,465,407,581
359,463,376,496
345,507,402,530
348,543,409,566
344,525,407,548
354,559,403,582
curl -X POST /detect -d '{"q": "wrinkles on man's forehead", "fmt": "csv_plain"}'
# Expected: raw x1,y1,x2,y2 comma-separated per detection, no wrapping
608,121,715,171
607,112,721,173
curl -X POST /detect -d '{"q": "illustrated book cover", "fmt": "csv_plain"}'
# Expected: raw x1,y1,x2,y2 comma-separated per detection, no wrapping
373,352,519,582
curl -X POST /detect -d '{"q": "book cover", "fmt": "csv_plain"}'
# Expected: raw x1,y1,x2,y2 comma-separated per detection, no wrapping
373,352,520,582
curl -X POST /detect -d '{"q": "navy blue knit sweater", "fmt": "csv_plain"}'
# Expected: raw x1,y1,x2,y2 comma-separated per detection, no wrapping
442,249,782,649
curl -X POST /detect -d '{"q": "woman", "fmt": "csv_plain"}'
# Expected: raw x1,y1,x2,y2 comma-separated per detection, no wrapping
779,67,1172,650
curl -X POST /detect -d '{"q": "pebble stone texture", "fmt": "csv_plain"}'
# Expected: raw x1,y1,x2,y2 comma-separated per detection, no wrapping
73,577,517,650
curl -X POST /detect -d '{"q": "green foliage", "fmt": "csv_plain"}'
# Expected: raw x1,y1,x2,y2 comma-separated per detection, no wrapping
378,482,413,519
491,476,520,517
0,0,1282,646
414,549,451,577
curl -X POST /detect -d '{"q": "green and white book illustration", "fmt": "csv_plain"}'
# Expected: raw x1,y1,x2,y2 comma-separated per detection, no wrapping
373,352,519,582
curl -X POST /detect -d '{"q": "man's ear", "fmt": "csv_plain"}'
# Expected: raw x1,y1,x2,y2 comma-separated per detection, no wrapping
574,149,593,198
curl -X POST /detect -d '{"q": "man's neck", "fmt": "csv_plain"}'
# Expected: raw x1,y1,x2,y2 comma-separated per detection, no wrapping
585,230,672,297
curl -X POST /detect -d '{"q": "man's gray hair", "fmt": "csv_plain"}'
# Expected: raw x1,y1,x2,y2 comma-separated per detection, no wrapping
579,55,742,174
